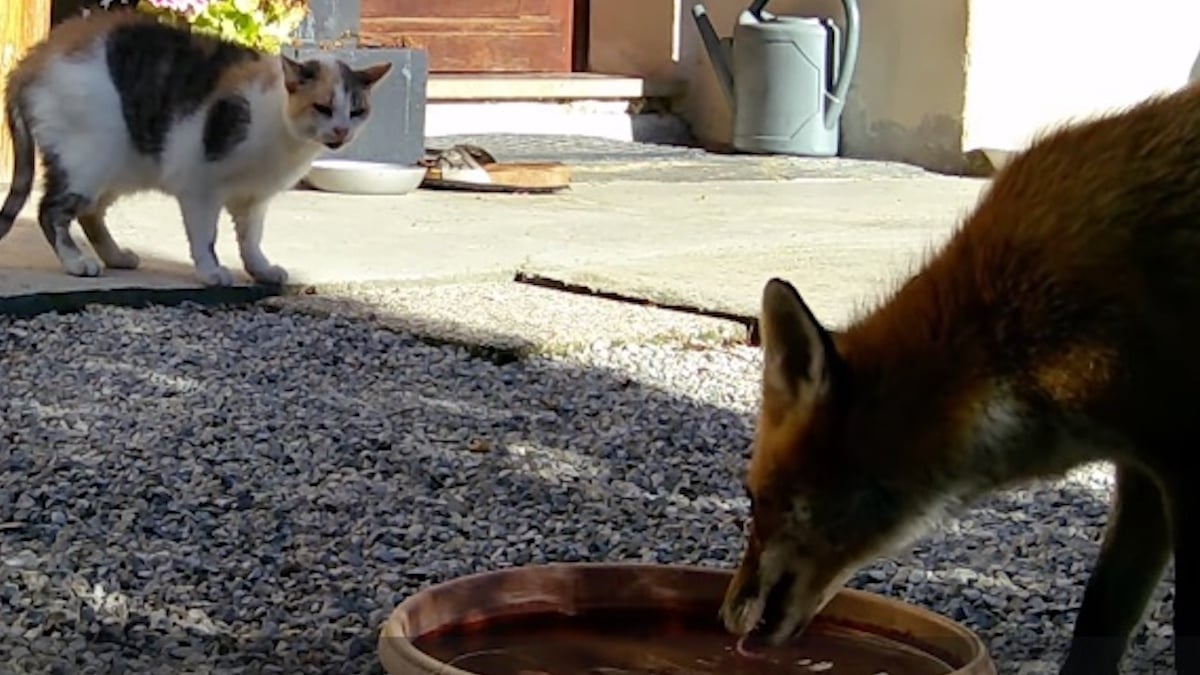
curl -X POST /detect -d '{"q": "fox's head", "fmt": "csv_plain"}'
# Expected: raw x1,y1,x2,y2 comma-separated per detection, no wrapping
720,277,948,646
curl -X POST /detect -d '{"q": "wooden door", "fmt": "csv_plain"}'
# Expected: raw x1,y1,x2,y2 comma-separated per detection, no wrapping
360,0,576,74
1,0,52,183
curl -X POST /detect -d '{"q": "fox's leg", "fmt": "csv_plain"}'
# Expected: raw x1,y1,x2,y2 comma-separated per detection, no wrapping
1170,481,1199,674
1060,464,1170,675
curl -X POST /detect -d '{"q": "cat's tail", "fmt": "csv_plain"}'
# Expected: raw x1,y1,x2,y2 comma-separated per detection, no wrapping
0,84,36,241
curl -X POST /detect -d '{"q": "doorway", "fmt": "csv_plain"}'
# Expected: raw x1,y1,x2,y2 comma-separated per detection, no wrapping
359,0,587,74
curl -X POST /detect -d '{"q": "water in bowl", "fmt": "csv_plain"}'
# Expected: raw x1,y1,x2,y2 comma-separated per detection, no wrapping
412,607,955,675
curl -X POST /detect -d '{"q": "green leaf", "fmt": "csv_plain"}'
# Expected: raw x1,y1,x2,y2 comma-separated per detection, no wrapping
136,0,307,50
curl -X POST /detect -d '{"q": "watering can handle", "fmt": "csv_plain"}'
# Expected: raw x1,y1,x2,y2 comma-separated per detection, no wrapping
825,0,861,128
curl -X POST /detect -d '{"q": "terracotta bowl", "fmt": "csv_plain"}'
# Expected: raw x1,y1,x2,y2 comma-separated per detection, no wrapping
378,562,997,675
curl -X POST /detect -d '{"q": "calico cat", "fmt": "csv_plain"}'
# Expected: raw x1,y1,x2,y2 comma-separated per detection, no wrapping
0,10,391,286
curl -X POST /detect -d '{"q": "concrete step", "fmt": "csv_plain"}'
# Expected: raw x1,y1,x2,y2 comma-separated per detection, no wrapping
425,73,692,146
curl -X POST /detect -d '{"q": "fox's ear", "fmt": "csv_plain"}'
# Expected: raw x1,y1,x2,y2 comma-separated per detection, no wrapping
759,278,837,406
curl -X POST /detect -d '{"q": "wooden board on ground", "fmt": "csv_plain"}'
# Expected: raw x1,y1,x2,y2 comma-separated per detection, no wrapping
0,0,52,183
423,162,572,193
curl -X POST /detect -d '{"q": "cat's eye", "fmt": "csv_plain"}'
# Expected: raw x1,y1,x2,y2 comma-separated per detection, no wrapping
350,109,366,118
313,103,333,116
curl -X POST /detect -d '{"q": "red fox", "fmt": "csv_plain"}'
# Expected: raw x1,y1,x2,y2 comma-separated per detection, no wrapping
719,83,1200,674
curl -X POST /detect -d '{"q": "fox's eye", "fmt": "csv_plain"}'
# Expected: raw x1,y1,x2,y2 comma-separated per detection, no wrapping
313,104,333,116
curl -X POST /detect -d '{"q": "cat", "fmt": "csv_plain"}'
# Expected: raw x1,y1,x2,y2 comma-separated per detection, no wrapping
0,10,392,287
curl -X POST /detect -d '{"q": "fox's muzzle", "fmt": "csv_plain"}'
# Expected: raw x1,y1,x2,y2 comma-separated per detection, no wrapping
720,556,763,635
721,532,768,634
722,563,812,645
720,540,848,647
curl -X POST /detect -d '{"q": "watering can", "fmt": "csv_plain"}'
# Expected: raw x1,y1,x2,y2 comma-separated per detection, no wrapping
692,0,860,156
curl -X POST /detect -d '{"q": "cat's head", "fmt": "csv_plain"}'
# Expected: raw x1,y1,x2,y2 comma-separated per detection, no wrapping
280,56,392,150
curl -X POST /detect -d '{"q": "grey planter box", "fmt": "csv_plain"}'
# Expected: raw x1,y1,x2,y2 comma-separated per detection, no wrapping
293,0,361,47
285,45,429,167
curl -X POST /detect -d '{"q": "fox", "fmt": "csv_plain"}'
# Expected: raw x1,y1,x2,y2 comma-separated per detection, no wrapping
719,82,1200,674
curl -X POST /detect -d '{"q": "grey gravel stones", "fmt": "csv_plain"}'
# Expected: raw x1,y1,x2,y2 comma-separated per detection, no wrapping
0,302,1175,674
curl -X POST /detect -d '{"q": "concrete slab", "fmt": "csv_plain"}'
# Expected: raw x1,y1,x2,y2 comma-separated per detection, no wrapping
513,179,985,327
261,281,749,358
0,172,987,346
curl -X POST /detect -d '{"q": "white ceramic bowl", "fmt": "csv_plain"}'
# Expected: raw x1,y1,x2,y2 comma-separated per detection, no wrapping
304,159,427,195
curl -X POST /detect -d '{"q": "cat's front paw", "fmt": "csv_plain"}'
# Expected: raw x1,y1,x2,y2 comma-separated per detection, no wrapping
247,263,288,285
196,265,235,287
102,248,141,270
62,255,103,278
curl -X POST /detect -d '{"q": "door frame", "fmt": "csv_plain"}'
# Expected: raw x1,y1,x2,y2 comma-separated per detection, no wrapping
572,0,590,72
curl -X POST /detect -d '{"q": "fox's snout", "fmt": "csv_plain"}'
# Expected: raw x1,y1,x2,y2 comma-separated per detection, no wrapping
720,555,765,636
720,545,831,646
722,526,870,649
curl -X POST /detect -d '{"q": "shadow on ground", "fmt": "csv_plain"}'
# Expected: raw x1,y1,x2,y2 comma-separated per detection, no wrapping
0,282,1177,674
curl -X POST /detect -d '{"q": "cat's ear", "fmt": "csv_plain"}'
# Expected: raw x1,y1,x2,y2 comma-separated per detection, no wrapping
356,63,392,89
281,56,318,94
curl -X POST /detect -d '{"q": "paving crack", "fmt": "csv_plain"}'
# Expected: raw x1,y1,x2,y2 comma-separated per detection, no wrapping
511,271,761,346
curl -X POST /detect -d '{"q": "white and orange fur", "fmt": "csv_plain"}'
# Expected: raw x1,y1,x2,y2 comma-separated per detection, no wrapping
720,81,1200,675
0,11,391,286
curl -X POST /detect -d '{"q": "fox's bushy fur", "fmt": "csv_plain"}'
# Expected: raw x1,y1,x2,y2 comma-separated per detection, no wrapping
721,81,1200,674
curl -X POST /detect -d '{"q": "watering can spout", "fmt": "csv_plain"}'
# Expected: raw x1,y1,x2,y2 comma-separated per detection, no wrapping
824,0,861,129
691,4,735,107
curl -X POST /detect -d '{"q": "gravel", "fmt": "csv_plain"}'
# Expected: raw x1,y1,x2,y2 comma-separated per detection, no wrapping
0,302,1176,674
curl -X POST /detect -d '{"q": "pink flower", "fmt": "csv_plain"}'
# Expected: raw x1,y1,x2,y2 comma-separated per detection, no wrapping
142,0,210,13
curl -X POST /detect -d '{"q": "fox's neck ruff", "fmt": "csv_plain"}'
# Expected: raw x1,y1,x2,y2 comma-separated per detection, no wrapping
836,250,1104,499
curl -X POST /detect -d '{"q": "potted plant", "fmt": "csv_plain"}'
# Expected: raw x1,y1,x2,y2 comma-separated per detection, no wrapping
133,0,309,53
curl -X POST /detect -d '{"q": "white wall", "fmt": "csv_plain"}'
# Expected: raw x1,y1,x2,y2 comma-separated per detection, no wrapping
592,0,972,173
588,0,1200,173
963,0,1200,154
